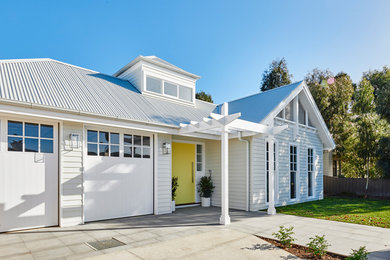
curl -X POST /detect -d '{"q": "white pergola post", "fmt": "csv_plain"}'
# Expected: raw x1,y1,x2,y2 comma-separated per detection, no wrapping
220,102,231,225
267,136,276,215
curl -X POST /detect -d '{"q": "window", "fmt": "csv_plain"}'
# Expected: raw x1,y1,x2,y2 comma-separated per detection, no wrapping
333,160,338,177
124,134,132,157
7,121,53,153
299,102,306,124
164,82,177,97
87,130,119,157
266,141,277,203
290,145,297,199
179,85,193,102
196,144,203,171
123,134,150,159
277,110,283,118
308,148,313,197
285,101,294,121
146,76,162,94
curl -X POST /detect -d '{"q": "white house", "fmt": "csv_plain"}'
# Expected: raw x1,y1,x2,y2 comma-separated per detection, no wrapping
0,56,335,232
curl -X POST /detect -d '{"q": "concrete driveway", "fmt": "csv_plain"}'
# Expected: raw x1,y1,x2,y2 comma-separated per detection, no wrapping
0,207,389,260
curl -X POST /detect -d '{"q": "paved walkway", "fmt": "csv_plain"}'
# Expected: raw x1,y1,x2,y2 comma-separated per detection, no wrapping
0,207,389,260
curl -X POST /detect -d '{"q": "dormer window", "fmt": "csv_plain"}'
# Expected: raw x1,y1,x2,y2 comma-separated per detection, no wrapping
179,85,193,102
146,76,162,94
164,82,177,97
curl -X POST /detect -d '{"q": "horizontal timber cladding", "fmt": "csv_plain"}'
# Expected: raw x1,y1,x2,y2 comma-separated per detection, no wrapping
157,134,172,214
250,119,324,211
61,122,84,226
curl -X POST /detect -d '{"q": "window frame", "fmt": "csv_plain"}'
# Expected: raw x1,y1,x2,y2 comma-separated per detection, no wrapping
7,120,54,154
307,147,314,198
265,139,278,204
196,144,203,172
289,143,299,201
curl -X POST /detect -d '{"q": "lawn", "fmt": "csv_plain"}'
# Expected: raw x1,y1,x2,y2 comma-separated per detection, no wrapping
276,197,390,228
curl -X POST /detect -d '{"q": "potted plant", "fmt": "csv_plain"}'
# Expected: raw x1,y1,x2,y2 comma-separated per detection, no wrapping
171,176,179,212
197,175,215,207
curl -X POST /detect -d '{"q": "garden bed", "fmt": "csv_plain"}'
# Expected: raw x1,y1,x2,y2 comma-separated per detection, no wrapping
257,235,346,260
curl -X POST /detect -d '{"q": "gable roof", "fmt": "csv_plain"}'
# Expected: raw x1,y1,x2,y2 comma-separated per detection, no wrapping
0,59,214,127
214,81,303,123
113,55,200,79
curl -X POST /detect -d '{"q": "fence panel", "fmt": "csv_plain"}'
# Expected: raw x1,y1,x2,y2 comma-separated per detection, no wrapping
324,176,390,198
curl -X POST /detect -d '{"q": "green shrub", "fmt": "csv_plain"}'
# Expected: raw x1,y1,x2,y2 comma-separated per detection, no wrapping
306,235,330,257
172,176,179,201
272,226,295,248
347,246,369,260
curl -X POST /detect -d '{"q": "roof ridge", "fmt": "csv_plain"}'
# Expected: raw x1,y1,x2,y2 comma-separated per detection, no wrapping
0,58,53,63
219,80,304,105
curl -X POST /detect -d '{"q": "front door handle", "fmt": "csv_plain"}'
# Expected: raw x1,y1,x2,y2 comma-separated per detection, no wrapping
192,162,194,183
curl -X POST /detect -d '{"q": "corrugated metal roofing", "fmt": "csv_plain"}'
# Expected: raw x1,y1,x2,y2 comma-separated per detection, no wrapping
214,81,303,123
0,59,215,127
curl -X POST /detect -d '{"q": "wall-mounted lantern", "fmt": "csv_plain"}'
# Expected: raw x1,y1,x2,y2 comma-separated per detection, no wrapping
162,142,171,154
69,133,80,149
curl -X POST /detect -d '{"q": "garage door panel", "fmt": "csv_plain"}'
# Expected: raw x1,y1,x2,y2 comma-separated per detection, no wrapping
84,130,153,222
0,119,58,233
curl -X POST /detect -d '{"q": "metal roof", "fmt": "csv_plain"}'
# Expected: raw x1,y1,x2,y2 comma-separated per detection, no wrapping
214,81,303,123
0,59,215,127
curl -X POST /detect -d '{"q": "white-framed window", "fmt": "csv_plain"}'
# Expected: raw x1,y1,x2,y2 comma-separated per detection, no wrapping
7,121,54,153
87,130,119,157
145,75,193,103
126,134,150,159
266,141,277,203
146,76,163,94
308,148,314,197
290,145,297,199
196,144,203,171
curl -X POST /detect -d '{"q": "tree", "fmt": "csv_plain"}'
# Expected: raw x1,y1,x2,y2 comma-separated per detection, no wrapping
364,67,390,123
260,58,292,92
353,78,388,194
377,137,390,178
195,91,213,103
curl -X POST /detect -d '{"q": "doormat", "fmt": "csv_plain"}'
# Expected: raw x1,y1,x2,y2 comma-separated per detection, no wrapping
86,238,125,250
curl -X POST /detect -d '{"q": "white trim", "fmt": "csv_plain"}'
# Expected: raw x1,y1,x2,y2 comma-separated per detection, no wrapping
289,142,300,202
306,145,315,198
264,139,279,205
153,133,159,215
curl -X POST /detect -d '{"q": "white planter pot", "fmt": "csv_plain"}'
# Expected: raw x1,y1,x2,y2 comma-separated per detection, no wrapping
171,200,176,212
201,197,211,207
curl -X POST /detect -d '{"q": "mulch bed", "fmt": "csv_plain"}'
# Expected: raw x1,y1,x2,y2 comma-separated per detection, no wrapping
257,235,347,260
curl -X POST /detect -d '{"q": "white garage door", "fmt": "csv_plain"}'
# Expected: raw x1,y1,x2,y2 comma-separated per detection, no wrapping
0,117,58,232
84,127,154,222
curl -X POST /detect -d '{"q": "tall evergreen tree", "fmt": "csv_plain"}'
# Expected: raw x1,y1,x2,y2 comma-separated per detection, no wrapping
260,58,292,92
195,91,213,103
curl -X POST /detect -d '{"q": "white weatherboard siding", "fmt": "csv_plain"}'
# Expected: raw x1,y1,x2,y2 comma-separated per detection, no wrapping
250,119,323,211
61,122,83,227
157,134,172,214
206,139,248,210
117,63,143,92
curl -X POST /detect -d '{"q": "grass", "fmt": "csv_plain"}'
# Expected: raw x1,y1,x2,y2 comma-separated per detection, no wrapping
276,196,390,228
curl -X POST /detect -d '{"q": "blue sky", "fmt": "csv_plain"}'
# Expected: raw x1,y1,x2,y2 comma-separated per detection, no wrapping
1,0,390,104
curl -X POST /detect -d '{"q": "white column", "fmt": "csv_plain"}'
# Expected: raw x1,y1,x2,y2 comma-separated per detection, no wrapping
267,136,276,215
220,102,231,225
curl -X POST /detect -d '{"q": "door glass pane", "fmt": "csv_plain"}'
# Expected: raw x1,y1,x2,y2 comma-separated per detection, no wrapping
134,135,141,146
124,134,132,145
88,144,98,156
143,147,150,158
25,123,39,137
99,144,109,156
8,121,23,136
110,145,119,157
41,139,53,153
99,132,109,143
8,136,23,151
143,136,150,146
134,147,142,158
124,146,132,157
25,138,38,152
40,125,53,138
197,162,202,171
110,133,119,145
87,130,98,143
196,144,202,154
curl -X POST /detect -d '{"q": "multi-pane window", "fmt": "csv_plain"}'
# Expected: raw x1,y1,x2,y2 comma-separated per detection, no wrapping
7,121,53,153
266,142,277,203
87,130,119,157
308,148,314,197
196,144,203,171
290,145,297,199
145,76,193,102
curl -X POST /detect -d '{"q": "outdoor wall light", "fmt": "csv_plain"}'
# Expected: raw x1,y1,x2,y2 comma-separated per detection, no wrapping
162,142,171,154
69,133,80,149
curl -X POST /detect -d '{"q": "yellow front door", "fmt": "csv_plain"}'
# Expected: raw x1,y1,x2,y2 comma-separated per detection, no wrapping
172,142,195,205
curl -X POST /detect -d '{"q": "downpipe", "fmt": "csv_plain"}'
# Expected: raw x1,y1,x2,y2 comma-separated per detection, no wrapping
238,131,251,212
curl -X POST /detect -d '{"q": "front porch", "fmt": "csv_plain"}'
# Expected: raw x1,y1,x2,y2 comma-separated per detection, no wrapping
1,207,389,259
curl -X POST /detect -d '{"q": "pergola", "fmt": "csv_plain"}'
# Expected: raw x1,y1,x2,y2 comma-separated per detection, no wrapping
179,103,288,225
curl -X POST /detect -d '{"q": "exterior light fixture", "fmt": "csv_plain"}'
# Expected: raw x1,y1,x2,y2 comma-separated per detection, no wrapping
162,142,171,154
69,133,80,149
